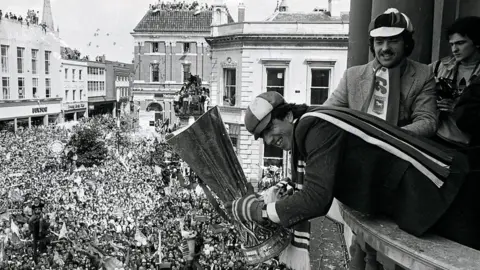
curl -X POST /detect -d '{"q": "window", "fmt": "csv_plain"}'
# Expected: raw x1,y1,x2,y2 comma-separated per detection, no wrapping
45,51,51,75
65,68,68,79
72,69,76,82
1,45,8,73
2,77,10,99
79,70,82,80
31,49,38,74
152,42,159,53
72,90,76,101
65,90,69,101
100,69,104,75
45,78,51,98
310,69,330,105
32,78,38,98
223,69,236,106
266,68,285,96
151,63,159,82
80,90,83,100
183,43,190,53
17,47,25,73
18,77,25,99
182,64,191,83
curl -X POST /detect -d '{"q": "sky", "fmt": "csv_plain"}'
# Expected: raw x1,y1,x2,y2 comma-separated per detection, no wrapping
2,0,350,63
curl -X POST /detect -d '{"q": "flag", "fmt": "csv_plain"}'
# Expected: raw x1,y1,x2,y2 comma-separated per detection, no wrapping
59,223,67,239
0,239,4,263
8,189,23,202
134,229,147,246
10,220,21,245
5,152,10,161
0,212,10,223
53,250,64,266
154,165,162,175
103,257,124,270
158,229,162,262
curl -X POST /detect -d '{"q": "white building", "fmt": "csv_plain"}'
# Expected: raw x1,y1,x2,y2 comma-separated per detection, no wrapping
0,16,62,131
60,59,88,121
206,2,349,183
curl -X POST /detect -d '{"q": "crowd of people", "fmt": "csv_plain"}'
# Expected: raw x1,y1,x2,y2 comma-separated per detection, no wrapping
0,115,290,269
149,1,213,12
1,9,41,27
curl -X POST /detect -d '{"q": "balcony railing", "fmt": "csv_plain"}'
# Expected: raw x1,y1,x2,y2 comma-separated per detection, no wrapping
340,203,480,270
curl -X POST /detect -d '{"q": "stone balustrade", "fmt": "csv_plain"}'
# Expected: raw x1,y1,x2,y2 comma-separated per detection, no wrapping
340,204,480,270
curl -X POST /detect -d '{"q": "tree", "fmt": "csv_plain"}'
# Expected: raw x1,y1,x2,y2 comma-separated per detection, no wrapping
69,125,108,167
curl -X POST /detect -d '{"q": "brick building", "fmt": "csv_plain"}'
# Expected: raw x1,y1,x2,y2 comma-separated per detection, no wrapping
130,2,233,131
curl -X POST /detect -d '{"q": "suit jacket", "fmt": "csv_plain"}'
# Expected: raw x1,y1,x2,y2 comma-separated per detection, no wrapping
324,59,438,137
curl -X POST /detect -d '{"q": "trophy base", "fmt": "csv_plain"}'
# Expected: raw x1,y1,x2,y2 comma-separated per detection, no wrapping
242,228,293,265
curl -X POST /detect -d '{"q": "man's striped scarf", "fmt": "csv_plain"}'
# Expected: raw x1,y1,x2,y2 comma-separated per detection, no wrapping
302,107,454,188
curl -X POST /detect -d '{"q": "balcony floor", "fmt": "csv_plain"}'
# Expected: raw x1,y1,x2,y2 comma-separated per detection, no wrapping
310,216,349,269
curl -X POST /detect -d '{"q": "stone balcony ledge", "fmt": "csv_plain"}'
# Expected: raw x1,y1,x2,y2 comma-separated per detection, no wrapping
340,204,480,270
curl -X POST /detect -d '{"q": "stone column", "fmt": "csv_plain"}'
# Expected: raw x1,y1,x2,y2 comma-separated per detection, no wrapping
74,112,77,121
28,117,32,129
14,118,18,133
44,115,48,126
348,0,373,68
432,0,458,62
371,0,435,64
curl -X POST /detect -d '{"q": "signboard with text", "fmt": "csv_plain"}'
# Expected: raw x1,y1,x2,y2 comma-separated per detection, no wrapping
0,102,61,120
65,102,87,111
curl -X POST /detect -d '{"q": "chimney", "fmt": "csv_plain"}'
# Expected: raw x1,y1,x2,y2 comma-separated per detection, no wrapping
238,2,245,22
328,0,332,15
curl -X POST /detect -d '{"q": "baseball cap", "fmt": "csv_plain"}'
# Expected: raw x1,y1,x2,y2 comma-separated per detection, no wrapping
369,8,414,38
244,91,285,140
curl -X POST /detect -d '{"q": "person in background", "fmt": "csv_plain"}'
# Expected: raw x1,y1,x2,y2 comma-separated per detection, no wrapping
325,8,438,137
430,16,480,216
431,16,480,150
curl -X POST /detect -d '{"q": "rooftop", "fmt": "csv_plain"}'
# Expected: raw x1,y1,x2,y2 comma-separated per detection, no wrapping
133,10,233,33
267,11,349,23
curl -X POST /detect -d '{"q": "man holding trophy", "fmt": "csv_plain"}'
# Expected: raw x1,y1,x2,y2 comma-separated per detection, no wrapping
167,91,479,269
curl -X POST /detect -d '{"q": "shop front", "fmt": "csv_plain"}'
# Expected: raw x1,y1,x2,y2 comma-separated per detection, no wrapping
88,98,116,117
63,102,88,121
0,99,62,131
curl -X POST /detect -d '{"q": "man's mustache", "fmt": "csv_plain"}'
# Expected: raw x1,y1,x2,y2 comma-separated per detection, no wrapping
380,50,394,55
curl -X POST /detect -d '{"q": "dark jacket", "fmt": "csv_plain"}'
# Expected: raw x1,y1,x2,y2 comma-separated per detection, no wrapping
273,107,469,237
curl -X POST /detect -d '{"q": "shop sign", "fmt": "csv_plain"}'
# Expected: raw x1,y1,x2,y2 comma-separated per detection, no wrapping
32,107,48,114
66,103,86,111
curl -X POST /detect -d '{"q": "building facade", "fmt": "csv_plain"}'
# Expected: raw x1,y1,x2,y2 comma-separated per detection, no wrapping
0,17,62,131
60,58,88,121
86,59,110,117
130,1,233,131
206,7,349,183
105,61,134,118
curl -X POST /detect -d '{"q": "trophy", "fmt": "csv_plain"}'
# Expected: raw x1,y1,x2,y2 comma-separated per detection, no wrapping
166,107,292,264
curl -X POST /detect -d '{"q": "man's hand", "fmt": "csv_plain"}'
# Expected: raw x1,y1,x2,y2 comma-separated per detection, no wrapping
437,98,455,113
224,194,265,225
